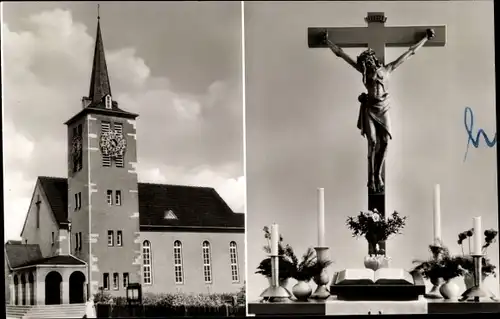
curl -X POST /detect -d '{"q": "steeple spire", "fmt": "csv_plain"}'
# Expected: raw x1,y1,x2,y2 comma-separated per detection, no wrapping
88,5,112,103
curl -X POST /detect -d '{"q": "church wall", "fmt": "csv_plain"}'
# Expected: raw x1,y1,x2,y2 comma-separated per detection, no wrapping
67,117,91,268
21,183,61,258
140,231,245,295
85,114,141,298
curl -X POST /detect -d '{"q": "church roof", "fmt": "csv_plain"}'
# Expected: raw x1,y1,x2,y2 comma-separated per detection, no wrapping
4,242,43,269
36,176,244,231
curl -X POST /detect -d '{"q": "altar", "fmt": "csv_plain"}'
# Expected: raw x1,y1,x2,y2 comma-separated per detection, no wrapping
248,298,500,316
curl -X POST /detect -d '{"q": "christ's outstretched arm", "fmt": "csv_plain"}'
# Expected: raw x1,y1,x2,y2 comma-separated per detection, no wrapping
323,31,362,72
386,29,435,73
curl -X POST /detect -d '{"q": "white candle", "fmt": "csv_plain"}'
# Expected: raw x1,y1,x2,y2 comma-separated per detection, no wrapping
318,188,326,247
270,223,279,256
472,217,482,255
433,184,442,245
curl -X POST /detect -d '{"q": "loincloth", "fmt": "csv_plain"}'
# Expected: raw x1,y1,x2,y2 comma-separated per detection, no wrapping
357,92,392,140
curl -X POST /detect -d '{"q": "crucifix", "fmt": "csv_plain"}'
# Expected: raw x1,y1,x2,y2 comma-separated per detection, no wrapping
308,12,446,254
35,194,42,229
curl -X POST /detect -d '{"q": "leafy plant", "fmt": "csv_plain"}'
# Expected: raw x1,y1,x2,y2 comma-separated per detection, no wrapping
291,247,317,282
412,244,450,281
346,210,407,256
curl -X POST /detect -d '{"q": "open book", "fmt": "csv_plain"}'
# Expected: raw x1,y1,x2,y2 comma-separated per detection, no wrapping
334,268,414,285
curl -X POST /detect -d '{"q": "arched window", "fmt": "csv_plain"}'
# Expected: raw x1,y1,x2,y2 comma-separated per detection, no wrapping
142,240,152,285
202,241,212,283
105,95,112,109
173,241,184,284
229,241,239,282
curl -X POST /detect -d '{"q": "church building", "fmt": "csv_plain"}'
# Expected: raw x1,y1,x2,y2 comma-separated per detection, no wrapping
4,16,245,307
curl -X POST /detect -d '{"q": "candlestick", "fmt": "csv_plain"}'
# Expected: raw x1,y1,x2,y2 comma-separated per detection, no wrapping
433,184,441,245
310,247,331,300
472,217,482,255
460,254,495,302
259,254,291,302
270,223,279,256
318,188,325,247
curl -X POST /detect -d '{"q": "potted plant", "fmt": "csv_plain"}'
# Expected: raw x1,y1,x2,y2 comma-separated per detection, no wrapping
412,243,449,299
346,210,407,270
290,247,317,301
456,228,497,289
255,226,296,289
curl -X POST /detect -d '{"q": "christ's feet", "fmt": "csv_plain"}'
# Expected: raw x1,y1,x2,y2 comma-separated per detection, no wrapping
375,176,385,194
367,179,376,193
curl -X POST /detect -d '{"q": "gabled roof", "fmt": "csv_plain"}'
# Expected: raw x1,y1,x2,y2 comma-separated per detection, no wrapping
34,177,244,231
38,176,69,228
4,242,43,269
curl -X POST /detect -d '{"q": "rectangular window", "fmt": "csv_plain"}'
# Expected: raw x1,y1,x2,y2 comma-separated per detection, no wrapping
113,273,119,290
74,192,81,210
106,190,113,206
73,127,77,137
107,230,114,246
51,232,55,246
78,232,82,251
101,122,111,167
117,231,123,247
123,273,129,288
77,124,83,136
115,190,122,206
75,233,79,251
103,273,110,290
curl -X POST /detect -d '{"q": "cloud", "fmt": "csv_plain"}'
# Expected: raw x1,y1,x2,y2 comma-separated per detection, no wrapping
3,8,244,240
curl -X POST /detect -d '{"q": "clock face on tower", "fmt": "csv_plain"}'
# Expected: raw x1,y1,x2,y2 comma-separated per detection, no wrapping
71,136,83,161
99,130,127,158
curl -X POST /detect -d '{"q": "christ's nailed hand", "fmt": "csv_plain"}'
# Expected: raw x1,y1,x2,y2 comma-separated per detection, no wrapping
322,29,329,44
426,29,435,40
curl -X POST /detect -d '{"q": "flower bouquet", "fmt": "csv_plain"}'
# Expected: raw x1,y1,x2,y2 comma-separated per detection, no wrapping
346,209,407,270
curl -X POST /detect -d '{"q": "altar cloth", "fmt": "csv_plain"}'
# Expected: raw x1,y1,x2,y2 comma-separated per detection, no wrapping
325,295,428,315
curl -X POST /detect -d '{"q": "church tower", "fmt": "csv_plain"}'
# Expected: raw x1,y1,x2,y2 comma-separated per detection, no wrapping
65,14,141,298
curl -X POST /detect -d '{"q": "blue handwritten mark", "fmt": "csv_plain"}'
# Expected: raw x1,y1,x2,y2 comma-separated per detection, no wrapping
463,107,497,162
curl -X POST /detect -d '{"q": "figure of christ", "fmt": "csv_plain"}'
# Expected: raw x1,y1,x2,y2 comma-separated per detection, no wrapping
323,28,435,193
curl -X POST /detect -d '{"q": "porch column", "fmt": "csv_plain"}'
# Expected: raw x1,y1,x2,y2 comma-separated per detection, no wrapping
62,281,70,304
9,275,14,305
36,274,45,305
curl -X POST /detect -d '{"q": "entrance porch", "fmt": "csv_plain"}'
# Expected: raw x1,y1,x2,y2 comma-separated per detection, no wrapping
8,255,87,306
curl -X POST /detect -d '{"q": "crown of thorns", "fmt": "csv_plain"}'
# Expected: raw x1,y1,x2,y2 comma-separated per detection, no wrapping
357,48,379,65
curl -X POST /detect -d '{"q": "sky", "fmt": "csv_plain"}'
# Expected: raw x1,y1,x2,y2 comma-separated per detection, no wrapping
2,1,244,242
245,1,498,301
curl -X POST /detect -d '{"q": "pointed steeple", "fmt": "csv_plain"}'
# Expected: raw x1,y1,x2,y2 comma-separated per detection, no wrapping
88,7,112,104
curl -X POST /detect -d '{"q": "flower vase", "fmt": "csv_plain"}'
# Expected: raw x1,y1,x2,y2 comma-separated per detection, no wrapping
364,255,390,271
439,279,461,300
292,280,312,301
424,277,444,299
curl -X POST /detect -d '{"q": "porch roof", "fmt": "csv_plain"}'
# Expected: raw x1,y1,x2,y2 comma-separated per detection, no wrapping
12,255,86,270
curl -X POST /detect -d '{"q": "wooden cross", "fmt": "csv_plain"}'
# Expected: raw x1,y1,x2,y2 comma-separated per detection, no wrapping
35,195,41,229
308,12,446,254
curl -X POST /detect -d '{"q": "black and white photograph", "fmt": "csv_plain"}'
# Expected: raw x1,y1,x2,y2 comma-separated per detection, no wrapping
244,0,498,315
2,2,245,318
